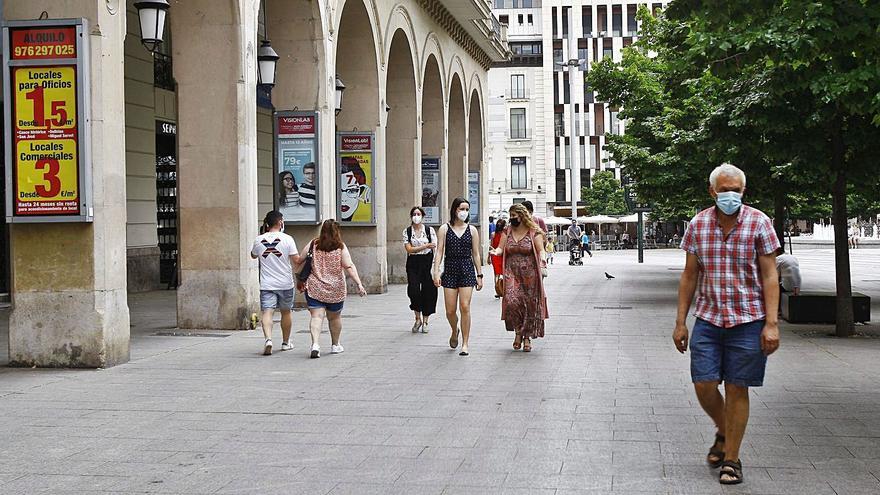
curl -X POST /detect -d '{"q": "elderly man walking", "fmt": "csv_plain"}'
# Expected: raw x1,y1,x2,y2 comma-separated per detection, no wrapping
673,163,780,485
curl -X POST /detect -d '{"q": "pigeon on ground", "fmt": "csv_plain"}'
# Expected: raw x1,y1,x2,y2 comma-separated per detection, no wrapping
604,272,615,280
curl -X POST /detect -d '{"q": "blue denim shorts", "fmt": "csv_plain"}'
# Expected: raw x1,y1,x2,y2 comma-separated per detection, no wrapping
260,289,294,311
690,318,768,387
305,293,344,313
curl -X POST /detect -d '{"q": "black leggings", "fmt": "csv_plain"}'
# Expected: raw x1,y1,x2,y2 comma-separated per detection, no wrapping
406,254,438,317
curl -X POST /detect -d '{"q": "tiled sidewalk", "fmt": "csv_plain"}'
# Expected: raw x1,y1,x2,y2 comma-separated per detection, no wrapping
0,249,878,494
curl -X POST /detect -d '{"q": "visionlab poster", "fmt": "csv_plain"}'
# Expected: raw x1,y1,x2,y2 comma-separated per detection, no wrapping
336,132,375,225
468,171,480,225
421,157,441,225
275,111,320,224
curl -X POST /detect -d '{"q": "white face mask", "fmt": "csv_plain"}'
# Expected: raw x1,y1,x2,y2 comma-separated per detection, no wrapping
457,210,469,222
412,215,423,225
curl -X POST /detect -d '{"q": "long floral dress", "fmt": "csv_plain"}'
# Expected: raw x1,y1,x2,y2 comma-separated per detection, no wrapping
501,229,548,338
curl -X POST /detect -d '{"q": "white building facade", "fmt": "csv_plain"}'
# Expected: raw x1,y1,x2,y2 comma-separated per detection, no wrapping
488,0,667,219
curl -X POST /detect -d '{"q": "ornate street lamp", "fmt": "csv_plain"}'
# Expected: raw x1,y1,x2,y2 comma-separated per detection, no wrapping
335,75,346,115
257,0,279,89
257,40,279,88
133,0,170,53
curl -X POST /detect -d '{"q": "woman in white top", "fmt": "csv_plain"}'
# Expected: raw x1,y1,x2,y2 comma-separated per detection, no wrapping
404,206,438,333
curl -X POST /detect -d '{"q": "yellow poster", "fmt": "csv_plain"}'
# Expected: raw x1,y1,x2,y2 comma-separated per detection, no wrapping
15,139,78,206
339,152,373,223
14,66,77,130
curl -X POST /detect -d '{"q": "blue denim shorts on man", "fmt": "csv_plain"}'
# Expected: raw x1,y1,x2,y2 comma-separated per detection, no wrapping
689,318,767,387
260,289,294,311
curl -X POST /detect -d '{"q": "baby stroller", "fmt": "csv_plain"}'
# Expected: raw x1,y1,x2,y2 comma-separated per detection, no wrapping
568,240,583,266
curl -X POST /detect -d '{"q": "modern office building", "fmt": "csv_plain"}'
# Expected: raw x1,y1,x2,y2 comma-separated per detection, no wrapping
0,0,507,367
487,0,666,219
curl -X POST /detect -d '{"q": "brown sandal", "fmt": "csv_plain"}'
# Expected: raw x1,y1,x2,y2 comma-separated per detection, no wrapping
707,433,725,468
513,334,522,350
522,338,532,352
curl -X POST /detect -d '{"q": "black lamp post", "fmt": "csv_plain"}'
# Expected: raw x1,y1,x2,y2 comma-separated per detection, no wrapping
335,75,346,115
133,0,170,53
257,40,279,88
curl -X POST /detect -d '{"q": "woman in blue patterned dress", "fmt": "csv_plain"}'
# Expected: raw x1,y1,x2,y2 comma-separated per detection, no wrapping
433,197,484,356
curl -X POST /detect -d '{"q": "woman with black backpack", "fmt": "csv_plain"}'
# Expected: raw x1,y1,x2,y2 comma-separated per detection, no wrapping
403,206,438,333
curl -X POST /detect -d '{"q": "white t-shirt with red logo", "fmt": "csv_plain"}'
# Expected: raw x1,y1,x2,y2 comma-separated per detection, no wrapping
251,232,298,290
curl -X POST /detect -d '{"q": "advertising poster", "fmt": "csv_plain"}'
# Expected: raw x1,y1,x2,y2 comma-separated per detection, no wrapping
467,171,480,225
4,20,91,222
336,133,375,225
421,157,441,225
275,111,319,224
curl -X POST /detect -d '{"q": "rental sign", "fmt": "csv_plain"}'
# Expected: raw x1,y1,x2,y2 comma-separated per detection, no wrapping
3,19,92,223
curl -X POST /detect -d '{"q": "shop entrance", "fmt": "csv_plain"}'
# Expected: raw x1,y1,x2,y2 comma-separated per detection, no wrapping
155,120,178,287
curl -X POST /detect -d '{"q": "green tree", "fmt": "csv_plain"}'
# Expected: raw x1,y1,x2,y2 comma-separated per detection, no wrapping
588,1,880,337
582,171,628,215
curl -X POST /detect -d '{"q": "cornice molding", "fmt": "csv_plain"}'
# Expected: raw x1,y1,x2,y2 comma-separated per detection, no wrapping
418,0,495,70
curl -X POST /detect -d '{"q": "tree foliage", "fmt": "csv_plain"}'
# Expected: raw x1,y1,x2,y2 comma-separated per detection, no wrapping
588,1,880,336
583,171,628,215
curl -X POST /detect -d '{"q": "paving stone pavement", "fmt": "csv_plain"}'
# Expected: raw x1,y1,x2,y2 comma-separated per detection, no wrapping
1,248,879,494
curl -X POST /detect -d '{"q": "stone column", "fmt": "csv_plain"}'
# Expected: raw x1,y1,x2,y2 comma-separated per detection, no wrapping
4,0,130,367
172,0,260,329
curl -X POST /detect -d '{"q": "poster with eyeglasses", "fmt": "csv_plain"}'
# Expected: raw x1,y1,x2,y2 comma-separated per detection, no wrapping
421,157,441,225
274,111,320,224
336,132,375,225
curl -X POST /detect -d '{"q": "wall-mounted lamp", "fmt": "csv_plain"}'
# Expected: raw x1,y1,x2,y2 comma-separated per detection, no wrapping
134,0,170,53
335,75,346,115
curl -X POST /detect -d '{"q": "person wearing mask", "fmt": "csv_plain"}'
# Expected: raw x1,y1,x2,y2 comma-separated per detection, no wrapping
489,204,548,353
296,220,367,358
250,211,299,355
521,200,547,233
404,206,438,333
433,197,484,356
490,218,508,298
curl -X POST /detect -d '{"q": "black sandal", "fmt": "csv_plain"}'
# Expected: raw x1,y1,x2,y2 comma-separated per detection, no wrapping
719,459,743,485
707,433,725,468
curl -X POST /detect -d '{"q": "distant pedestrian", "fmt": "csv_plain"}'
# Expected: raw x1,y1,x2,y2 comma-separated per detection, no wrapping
488,215,496,238
775,248,801,295
520,200,548,233
296,220,367,358
848,225,860,249
546,236,555,265
433,197,484,356
490,204,548,352
250,210,299,355
490,219,508,298
567,220,582,250
404,206,438,333
580,231,593,257
673,163,780,485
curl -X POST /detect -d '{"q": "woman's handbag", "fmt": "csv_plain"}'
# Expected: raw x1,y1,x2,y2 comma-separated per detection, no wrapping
295,239,316,285
495,275,504,297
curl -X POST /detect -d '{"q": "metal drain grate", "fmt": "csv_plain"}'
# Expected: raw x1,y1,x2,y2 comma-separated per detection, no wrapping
153,332,232,338
593,306,633,310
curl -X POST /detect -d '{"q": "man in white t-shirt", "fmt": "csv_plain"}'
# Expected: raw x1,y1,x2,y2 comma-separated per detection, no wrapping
251,210,299,355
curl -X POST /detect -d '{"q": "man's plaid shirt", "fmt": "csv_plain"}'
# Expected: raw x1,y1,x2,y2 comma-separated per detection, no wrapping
680,205,780,328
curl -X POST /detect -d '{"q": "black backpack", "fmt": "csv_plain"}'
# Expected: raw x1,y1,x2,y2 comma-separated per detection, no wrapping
406,226,432,245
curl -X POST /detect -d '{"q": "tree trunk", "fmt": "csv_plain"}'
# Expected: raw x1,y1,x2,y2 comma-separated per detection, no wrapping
773,182,786,250
831,126,854,338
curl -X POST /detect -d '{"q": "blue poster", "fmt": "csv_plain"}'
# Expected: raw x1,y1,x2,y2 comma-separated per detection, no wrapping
468,171,480,225
277,140,318,223
421,157,441,225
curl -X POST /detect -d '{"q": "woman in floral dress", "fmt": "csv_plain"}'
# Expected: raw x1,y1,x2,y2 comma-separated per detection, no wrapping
489,203,548,352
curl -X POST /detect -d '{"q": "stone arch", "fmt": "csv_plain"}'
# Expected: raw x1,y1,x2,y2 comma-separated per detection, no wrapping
421,33,447,97
447,72,467,204
446,55,467,106
384,27,419,282
421,52,445,223
266,0,329,111
468,88,484,225
383,4,420,78
334,0,383,130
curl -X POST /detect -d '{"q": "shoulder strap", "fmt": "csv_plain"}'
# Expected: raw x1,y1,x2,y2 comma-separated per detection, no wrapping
427,226,432,243
308,238,316,255
407,226,413,244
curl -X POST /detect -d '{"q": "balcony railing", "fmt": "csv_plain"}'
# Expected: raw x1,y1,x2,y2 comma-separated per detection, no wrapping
507,128,531,140
506,88,529,100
